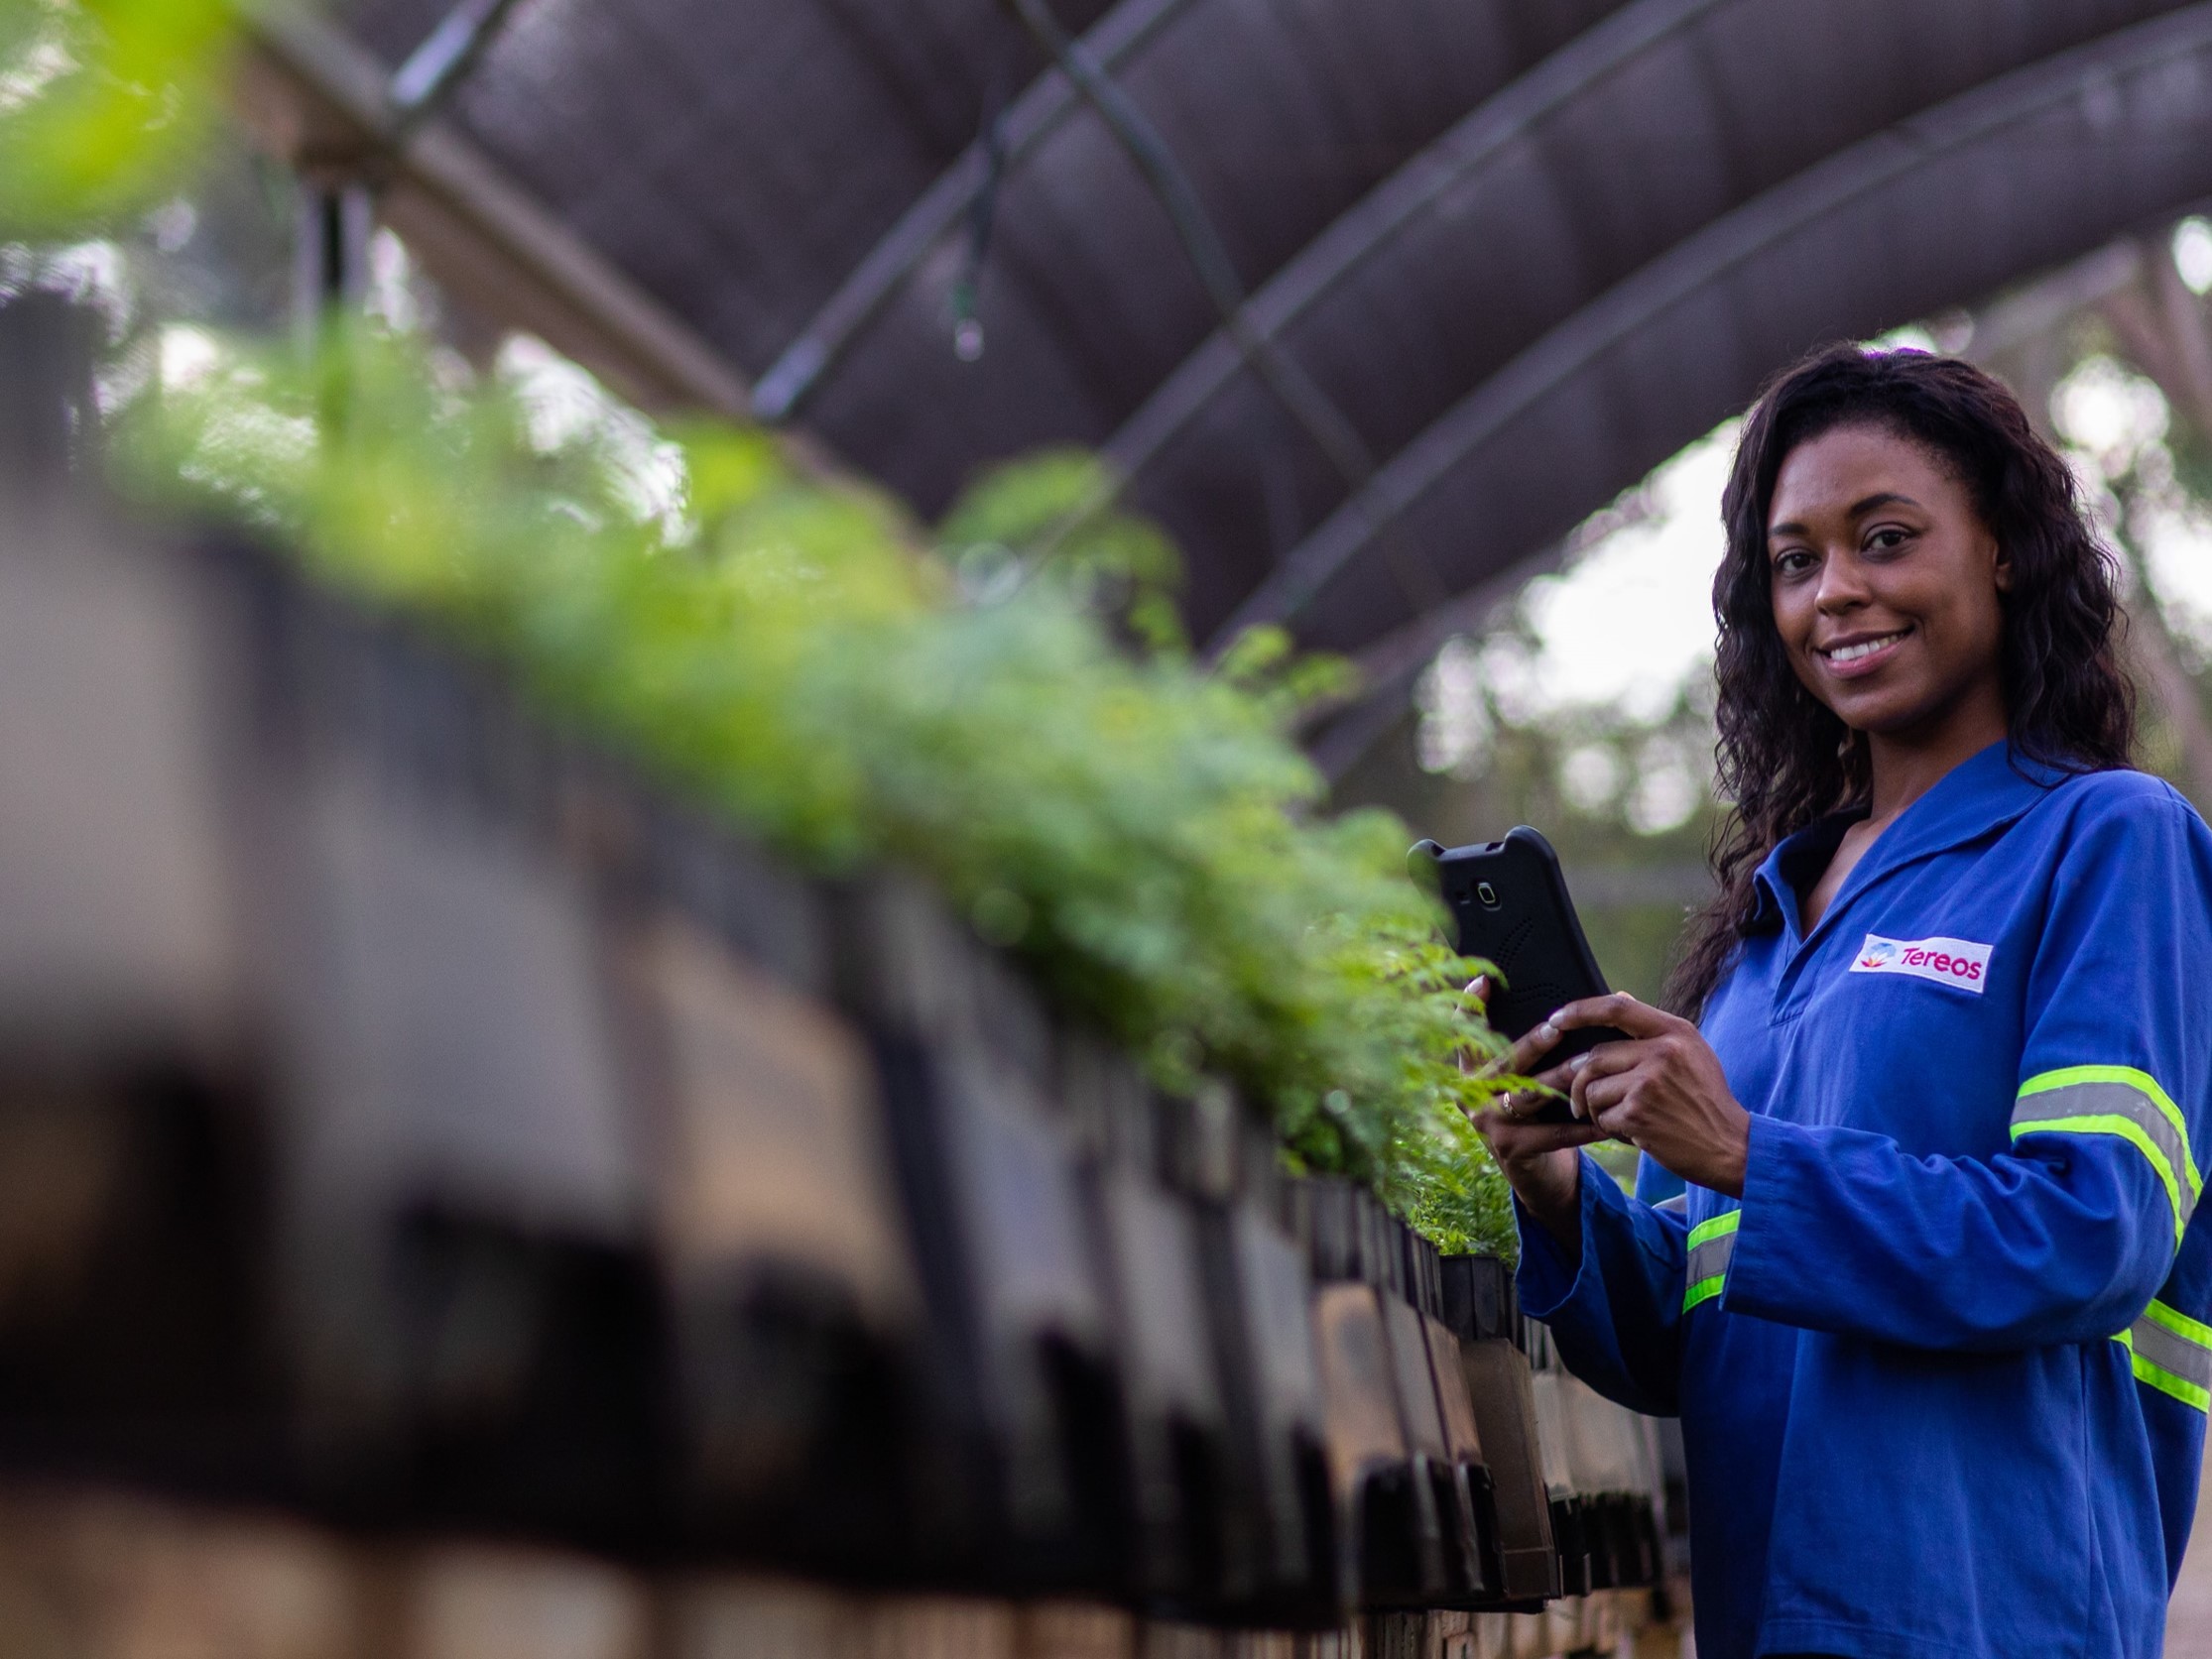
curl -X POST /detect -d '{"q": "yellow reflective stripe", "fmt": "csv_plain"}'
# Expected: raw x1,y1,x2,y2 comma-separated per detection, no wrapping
1686,1210,1741,1249
2125,1343,2212,1413
2133,1355,2210,1412
1682,1209,1741,1313
2010,1112,2187,1244
2018,1066,2202,1196
2112,1299,2212,1413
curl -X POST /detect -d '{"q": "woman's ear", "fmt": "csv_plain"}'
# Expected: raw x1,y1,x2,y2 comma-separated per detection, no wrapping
1992,534,2013,593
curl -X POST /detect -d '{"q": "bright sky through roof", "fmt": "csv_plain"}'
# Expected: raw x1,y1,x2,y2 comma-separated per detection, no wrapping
1506,337,2212,734
1500,328,1963,720
2054,352,2212,652
1502,422,1735,720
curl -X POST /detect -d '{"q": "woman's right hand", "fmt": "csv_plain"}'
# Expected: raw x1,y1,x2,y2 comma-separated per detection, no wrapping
1464,978,1605,1250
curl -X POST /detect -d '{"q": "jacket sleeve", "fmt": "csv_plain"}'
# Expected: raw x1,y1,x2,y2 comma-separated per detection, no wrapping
1724,787,2212,1354
1515,1153,1688,1415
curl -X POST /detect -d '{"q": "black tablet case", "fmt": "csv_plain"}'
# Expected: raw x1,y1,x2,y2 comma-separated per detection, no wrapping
1413,828,1626,1122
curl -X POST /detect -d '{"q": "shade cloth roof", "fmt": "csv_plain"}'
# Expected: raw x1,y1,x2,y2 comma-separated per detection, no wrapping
269,0,2212,659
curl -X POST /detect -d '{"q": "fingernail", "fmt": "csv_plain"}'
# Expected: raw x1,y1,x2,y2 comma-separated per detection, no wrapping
1569,1053,1590,1072
1536,1022,1557,1044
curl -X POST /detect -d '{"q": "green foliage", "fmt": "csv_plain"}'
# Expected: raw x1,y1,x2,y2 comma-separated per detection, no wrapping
117,328,1522,1253
0,0,232,236
937,447,1187,654
31,0,1519,1253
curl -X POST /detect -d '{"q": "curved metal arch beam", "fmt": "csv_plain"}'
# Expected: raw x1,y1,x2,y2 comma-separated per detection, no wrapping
750,0,1202,423
1101,0,1730,479
388,0,532,130
1003,0,1375,488
1217,0,2212,647
1304,542,1559,780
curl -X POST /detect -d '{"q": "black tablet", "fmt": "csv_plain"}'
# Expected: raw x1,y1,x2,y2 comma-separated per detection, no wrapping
1413,827,1627,1123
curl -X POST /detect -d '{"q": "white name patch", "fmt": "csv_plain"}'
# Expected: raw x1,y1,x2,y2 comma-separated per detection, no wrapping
1849,933,1992,993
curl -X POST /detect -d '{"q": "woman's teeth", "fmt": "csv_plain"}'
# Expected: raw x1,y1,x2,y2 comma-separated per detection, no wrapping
1824,632,1905,662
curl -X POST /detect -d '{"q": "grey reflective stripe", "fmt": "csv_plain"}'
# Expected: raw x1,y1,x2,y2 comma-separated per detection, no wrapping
1683,1209,1741,1313
2010,1074,2199,1237
2130,1312,2212,1397
1684,1228,1736,1287
1654,1193,1688,1215
2120,1298,2212,1412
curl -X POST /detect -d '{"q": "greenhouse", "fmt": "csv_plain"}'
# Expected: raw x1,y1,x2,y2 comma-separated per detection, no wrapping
6,2,2212,1656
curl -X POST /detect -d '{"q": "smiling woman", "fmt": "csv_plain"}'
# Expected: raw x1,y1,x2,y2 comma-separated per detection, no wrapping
1683,347,2136,1008
1471,346,2212,1659
1763,424,2015,930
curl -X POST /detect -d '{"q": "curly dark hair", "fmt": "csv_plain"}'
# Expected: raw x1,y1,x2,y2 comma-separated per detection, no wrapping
1664,343,2135,1017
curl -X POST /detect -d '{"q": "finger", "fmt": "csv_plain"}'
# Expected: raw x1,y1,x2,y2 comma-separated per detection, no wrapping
1592,1100,1643,1144
1490,1087,1544,1123
1456,979,1500,1076
1473,1113,1607,1154
1576,1069,1636,1121
1493,1059,1577,1120
1567,1053,1628,1121
1564,1040,1659,1116
1527,1058,1579,1094
1500,1015,1564,1077
1547,992,1676,1040
1526,1120,1608,1152
1568,1056,1597,1121
1570,1040,1655,1079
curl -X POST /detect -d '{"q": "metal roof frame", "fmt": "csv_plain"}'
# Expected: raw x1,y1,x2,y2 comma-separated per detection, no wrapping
750,0,1198,423
1100,0,1731,484
1223,0,2212,645
240,0,2212,688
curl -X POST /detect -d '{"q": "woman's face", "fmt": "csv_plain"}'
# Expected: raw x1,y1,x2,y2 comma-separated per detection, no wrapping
1766,422,2010,739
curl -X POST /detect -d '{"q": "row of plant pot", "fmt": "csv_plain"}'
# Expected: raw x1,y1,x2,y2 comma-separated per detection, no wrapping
0,446,1669,1625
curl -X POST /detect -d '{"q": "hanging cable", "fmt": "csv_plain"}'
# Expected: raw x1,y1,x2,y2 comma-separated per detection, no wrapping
997,0,1375,491
387,0,531,137
950,87,1012,362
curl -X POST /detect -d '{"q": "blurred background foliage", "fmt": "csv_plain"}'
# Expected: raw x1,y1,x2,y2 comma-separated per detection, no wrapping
9,0,1522,1251
121,323,1520,1249
0,0,234,234
14,0,2212,1251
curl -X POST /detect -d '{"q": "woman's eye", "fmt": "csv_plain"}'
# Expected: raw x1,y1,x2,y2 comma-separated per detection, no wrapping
1774,548,1815,575
1866,527,1911,553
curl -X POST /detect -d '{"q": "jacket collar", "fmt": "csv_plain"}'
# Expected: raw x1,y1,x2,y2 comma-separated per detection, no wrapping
1747,740,2069,939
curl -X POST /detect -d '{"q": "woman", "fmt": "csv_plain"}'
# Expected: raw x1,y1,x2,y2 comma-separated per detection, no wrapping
1479,344,2212,1659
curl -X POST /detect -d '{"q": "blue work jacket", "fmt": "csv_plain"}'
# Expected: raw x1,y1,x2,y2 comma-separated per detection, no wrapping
1518,741,2212,1659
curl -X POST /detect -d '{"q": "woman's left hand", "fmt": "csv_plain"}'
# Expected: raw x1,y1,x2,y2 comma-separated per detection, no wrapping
1549,993,1754,1197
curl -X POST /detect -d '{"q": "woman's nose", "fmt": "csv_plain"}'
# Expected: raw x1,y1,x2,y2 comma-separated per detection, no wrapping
1814,550,1869,610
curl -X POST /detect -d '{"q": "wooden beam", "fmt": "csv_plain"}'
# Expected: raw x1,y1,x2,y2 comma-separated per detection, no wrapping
229,8,753,422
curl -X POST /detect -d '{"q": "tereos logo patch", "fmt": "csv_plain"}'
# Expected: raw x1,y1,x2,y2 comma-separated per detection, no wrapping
1848,933,1991,994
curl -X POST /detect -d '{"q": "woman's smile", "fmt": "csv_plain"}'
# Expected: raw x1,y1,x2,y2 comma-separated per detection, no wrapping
1813,624,1911,677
